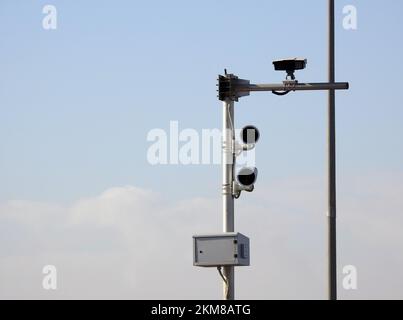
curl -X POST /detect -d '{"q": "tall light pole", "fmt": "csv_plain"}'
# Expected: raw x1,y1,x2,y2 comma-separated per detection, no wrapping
327,0,338,301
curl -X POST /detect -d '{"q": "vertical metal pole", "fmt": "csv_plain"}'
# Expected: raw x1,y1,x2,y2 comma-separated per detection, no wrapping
222,98,235,300
328,0,337,301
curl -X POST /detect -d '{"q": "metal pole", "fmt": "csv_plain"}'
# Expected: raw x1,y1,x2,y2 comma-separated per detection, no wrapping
328,0,337,301
222,98,235,300
242,82,349,93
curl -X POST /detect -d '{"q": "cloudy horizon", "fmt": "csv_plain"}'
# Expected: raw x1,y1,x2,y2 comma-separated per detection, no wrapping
1,171,402,299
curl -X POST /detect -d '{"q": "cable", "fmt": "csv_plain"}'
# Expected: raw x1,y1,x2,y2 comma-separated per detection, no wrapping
227,102,234,132
226,103,236,201
272,90,290,96
217,267,227,284
217,267,229,299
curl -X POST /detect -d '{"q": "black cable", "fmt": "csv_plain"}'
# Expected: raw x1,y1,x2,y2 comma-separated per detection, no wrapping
272,90,290,96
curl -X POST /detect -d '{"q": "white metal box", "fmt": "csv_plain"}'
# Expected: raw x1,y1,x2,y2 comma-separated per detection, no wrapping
193,233,250,267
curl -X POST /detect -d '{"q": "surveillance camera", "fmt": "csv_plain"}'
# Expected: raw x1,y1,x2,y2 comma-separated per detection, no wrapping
273,58,307,72
237,167,258,188
240,125,260,145
273,58,307,80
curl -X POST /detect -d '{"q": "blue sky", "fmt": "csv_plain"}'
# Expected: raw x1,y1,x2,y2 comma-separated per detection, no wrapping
1,0,402,203
1,1,403,299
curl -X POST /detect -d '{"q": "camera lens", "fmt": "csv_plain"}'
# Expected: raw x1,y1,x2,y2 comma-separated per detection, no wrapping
241,126,260,144
237,168,258,187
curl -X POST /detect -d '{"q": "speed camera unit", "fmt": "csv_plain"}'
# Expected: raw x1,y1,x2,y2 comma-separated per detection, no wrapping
273,58,307,80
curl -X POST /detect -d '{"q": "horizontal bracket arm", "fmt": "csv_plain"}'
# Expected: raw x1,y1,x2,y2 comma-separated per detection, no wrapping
239,82,349,93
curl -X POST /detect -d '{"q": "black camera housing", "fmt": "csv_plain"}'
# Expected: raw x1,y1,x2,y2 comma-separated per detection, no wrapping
273,58,307,72
240,125,260,145
237,167,258,188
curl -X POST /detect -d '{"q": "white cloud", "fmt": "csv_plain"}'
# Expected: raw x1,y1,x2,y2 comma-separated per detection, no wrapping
0,173,402,299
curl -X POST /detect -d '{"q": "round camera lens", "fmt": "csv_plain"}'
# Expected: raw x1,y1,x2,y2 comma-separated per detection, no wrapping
241,126,260,144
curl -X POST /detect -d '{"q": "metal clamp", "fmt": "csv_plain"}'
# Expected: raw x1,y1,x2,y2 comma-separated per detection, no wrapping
217,73,250,102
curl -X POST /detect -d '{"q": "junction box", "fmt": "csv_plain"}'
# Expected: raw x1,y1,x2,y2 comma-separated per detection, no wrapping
193,233,250,267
